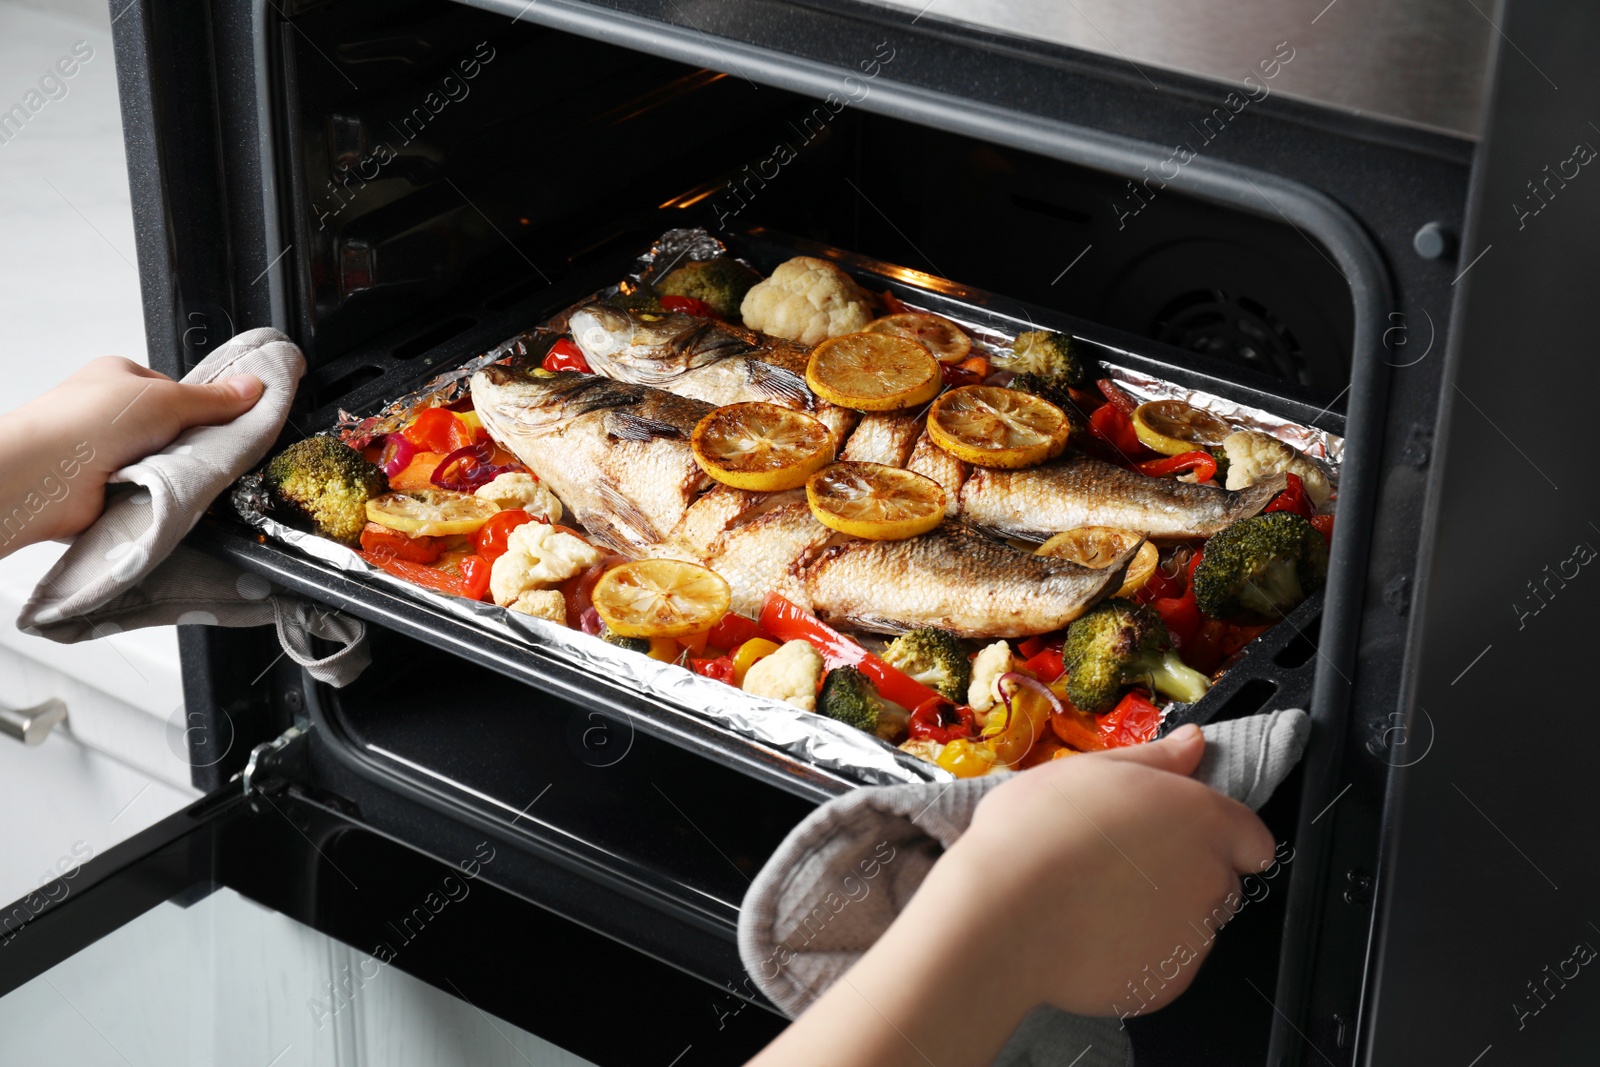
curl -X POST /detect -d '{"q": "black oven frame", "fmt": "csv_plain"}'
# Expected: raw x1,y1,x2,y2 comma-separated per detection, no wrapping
99,1,1573,1063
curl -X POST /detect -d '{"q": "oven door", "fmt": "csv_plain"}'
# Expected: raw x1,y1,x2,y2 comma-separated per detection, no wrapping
0,776,786,1066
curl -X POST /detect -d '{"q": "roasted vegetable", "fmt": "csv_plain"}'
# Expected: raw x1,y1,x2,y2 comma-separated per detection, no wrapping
1009,329,1088,389
602,631,652,654
740,256,874,345
881,627,971,702
1191,512,1328,619
1006,371,1076,412
264,436,387,545
816,665,891,733
657,258,763,319
604,288,666,314
1221,430,1331,509
1061,598,1212,713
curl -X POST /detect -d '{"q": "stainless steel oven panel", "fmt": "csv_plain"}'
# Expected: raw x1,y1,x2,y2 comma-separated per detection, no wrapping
856,0,1492,137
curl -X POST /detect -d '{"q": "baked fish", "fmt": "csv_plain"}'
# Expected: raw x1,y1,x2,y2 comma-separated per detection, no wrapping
470,367,712,553
958,455,1286,542
569,301,857,445
803,522,1136,638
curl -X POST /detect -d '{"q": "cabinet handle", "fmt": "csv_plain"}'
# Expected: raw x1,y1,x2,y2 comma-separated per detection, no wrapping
0,699,67,746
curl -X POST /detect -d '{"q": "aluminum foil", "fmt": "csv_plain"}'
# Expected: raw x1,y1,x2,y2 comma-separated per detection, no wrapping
237,226,1344,790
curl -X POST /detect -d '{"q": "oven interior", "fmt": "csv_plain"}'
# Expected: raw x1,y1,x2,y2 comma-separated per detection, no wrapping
177,1,1401,1063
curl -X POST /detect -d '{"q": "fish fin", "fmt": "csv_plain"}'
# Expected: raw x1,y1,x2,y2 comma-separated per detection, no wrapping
603,411,685,442
744,360,812,407
1227,472,1290,522
594,480,663,547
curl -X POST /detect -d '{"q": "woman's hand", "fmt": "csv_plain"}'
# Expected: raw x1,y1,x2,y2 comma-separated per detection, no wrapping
0,356,263,556
748,726,1276,1067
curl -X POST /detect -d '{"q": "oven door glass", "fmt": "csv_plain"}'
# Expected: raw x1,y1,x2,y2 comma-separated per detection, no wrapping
0,791,783,1066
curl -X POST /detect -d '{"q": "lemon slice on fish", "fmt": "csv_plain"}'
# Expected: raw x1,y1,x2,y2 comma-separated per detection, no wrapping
806,462,946,540
806,333,942,412
365,489,500,536
1131,400,1231,456
1036,527,1160,597
690,402,835,492
926,386,1071,469
865,312,973,364
591,559,732,639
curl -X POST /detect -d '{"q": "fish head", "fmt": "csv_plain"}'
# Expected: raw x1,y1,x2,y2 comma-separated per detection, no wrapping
470,366,645,436
569,303,710,381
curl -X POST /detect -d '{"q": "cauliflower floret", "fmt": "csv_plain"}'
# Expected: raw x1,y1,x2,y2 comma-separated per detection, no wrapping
475,472,563,523
967,640,1015,717
739,256,873,345
898,737,947,765
742,639,824,712
1221,430,1332,510
490,522,603,608
507,588,567,624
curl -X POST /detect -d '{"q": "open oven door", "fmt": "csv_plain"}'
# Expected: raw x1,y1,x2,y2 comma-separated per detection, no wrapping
0,747,789,1067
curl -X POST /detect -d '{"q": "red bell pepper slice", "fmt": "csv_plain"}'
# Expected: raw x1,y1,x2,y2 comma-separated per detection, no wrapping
362,550,483,600
473,509,534,564
690,655,736,684
1310,512,1335,548
1021,647,1066,683
1088,403,1144,456
542,337,592,374
1219,622,1272,660
1049,704,1108,752
881,289,910,315
1136,450,1218,483
457,554,492,601
401,408,476,454
907,697,977,744
1099,690,1163,747
1264,472,1315,520
758,593,943,711
359,522,443,564
1149,549,1203,648
708,612,771,651
659,295,721,319
1016,636,1047,660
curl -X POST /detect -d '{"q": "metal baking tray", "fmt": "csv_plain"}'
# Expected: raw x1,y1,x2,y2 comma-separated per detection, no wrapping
226,226,1344,795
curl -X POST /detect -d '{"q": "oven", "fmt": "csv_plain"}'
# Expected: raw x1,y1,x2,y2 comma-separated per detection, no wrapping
5,1,1595,1063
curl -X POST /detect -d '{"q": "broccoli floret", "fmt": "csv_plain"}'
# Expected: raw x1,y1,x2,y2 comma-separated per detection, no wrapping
1062,598,1212,714
1009,329,1089,389
658,258,763,318
1007,373,1086,433
1191,512,1328,620
605,288,665,314
1208,446,1231,483
817,666,888,733
602,631,652,654
263,435,386,545
881,627,971,702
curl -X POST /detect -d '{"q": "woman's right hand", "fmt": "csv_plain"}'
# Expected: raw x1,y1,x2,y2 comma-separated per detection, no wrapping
928,724,1278,1018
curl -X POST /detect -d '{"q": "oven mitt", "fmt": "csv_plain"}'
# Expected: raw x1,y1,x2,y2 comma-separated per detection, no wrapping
16,328,371,687
737,707,1311,1067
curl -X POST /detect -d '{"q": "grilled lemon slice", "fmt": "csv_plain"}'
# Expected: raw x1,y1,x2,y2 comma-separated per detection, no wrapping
926,386,1071,468
591,559,732,639
1131,399,1231,456
806,461,946,540
1036,526,1160,598
865,312,973,364
806,332,942,412
690,402,834,492
365,489,500,536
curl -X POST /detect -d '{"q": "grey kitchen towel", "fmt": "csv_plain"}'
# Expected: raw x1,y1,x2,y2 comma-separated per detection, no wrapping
17,328,370,687
738,708,1311,1067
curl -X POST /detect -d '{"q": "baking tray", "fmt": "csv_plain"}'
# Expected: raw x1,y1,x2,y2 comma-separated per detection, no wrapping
230,227,1344,791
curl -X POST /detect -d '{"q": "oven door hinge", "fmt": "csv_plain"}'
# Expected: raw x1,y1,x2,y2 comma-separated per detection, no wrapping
241,723,310,797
